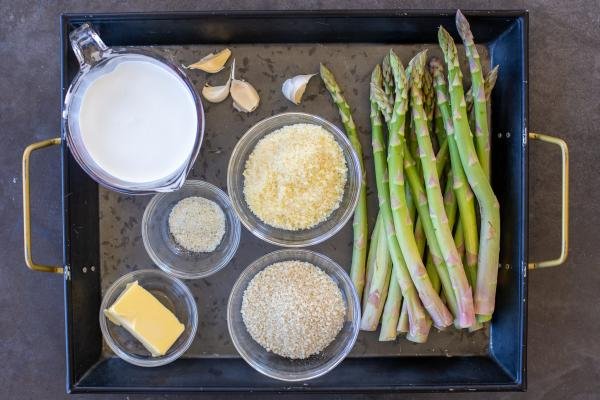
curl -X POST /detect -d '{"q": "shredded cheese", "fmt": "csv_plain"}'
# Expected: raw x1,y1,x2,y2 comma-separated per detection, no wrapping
243,123,347,230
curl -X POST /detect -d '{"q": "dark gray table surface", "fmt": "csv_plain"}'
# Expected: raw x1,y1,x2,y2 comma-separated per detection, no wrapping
1,1,598,399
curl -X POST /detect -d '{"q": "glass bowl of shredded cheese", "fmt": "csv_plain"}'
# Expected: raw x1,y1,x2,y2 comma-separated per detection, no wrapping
227,249,360,381
142,180,241,279
227,112,362,247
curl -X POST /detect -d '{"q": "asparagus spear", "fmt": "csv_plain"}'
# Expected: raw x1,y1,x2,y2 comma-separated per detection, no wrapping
456,10,491,179
379,66,461,332
379,267,402,341
419,171,460,327
466,66,499,118
436,137,449,177
320,64,369,301
398,142,450,334
360,220,392,330
414,218,427,258
363,213,383,310
439,26,501,320
422,66,437,150
408,50,475,328
377,50,452,329
434,104,446,149
430,57,479,300
397,300,409,333
370,65,431,342
454,221,465,265
382,53,395,105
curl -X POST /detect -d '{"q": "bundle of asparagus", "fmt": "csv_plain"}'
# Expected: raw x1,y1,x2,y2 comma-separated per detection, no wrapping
320,10,501,342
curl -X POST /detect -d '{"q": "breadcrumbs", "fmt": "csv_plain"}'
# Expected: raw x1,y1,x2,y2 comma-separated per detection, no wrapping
243,123,347,230
168,196,225,252
241,260,346,359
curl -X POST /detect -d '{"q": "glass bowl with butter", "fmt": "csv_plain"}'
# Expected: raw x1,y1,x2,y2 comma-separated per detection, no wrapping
100,269,198,367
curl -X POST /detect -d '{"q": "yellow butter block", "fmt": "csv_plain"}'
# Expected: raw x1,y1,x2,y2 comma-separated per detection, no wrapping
104,281,185,357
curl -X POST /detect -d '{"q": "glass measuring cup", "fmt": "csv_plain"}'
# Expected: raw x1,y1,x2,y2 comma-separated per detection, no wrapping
63,23,204,194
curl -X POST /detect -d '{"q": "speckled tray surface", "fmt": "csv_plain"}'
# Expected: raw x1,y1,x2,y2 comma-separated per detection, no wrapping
100,43,491,359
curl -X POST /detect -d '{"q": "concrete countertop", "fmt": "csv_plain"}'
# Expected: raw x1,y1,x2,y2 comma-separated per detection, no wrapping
1,1,598,399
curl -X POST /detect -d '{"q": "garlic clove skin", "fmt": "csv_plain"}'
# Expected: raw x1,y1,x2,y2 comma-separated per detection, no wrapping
228,59,260,113
201,78,231,103
187,48,232,73
282,74,316,105
230,79,260,112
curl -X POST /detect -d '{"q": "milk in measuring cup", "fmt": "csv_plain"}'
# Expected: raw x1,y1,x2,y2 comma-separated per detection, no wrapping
78,60,198,183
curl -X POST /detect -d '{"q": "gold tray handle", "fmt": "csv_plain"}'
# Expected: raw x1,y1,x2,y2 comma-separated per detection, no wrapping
528,132,569,269
22,138,64,274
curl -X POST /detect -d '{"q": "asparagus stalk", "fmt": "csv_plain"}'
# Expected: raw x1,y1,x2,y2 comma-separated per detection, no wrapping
420,171,459,326
444,171,458,229
424,254,441,293
424,173,452,298
436,137,449,177
379,267,402,341
439,26,501,319
376,50,453,329
443,148,484,332
370,65,431,342
402,138,461,317
360,220,392,330
408,50,475,328
320,64,369,301
454,221,465,264
466,66,499,117
430,57,479,300
434,104,446,149
397,300,409,333
422,66,437,150
414,218,427,258
456,10,491,179
363,213,383,310
454,220,483,332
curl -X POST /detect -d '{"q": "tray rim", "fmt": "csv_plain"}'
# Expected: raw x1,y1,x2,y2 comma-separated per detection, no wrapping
59,9,529,394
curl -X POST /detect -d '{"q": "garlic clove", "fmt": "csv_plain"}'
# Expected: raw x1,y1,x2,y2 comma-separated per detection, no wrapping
201,78,231,103
281,74,316,105
230,79,260,112
229,59,260,113
187,48,232,73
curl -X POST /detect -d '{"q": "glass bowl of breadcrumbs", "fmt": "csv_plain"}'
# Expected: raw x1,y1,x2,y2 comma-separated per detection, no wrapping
227,249,360,381
227,112,362,247
142,180,241,279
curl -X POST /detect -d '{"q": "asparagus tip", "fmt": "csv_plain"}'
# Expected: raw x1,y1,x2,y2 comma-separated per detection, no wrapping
437,25,453,50
455,9,473,42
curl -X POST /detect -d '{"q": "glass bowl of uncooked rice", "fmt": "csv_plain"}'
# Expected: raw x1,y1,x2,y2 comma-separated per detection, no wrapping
227,112,362,247
227,249,360,381
142,180,241,279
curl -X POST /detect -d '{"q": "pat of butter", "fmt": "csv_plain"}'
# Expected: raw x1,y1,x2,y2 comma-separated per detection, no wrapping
104,281,185,357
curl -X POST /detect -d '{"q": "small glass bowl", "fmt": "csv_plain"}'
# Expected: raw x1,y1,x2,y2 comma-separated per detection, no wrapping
99,269,198,367
227,112,362,247
142,180,241,280
227,249,360,382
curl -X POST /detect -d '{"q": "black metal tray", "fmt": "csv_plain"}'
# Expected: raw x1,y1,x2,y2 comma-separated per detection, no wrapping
55,10,528,393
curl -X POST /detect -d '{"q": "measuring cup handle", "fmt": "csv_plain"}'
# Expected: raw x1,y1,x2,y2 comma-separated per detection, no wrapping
69,22,110,71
